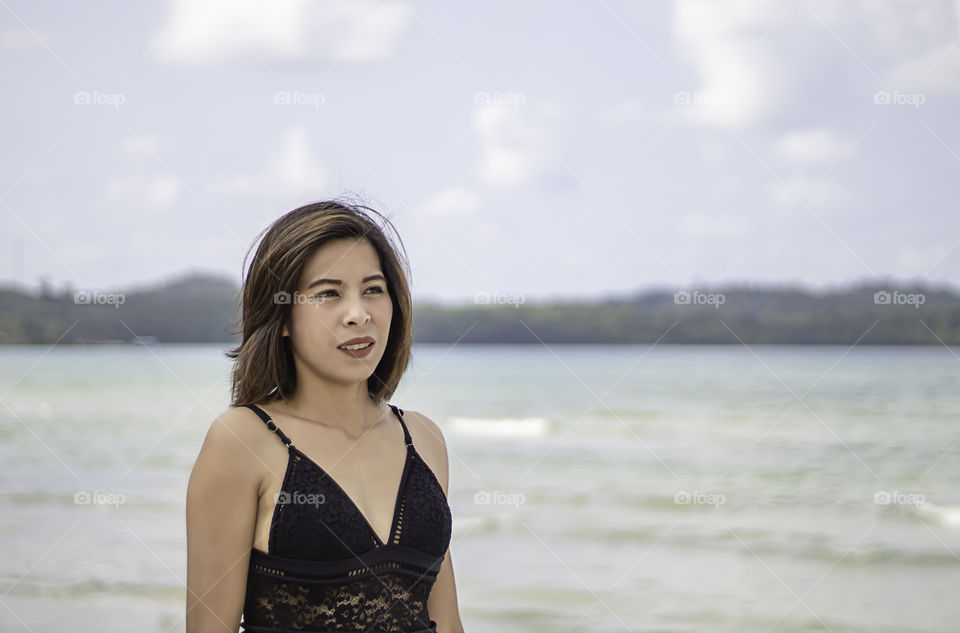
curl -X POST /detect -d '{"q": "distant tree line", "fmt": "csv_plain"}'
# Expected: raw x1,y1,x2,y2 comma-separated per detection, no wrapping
1,273,958,345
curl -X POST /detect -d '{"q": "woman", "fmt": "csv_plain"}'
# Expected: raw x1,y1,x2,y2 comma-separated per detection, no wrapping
186,200,465,633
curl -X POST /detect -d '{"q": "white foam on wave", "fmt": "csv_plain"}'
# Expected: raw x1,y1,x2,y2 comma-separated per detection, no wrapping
912,501,960,527
451,512,519,535
448,416,549,438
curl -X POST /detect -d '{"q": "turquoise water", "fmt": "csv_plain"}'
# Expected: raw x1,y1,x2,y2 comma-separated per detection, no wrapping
0,343,958,632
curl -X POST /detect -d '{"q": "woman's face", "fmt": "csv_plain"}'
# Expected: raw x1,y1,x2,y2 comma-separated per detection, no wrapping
282,237,393,388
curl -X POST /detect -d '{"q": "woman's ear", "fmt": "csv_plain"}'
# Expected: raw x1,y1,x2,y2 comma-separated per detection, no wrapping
282,323,289,337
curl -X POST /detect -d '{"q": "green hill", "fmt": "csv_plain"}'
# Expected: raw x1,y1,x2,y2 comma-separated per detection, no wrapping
1,275,958,345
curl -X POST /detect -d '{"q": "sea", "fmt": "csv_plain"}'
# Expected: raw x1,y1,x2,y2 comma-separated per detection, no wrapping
0,343,958,633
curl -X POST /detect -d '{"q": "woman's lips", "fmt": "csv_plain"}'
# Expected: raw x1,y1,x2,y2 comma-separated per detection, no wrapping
338,341,373,358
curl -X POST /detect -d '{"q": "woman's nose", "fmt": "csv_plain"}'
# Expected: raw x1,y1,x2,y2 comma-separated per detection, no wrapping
343,296,371,326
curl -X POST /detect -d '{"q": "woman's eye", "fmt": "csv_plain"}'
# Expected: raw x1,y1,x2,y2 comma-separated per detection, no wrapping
311,287,383,300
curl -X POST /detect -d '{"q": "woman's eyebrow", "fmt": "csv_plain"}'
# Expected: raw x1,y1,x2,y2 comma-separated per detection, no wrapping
306,274,386,289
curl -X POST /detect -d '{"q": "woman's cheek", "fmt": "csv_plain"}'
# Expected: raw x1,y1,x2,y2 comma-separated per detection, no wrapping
380,297,394,321
292,304,330,346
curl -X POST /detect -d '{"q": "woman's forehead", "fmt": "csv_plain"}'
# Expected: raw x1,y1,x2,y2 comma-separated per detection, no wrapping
301,238,381,280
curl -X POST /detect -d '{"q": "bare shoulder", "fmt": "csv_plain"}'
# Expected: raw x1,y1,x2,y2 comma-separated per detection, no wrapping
398,408,450,495
192,406,274,490
206,405,271,450
401,408,447,446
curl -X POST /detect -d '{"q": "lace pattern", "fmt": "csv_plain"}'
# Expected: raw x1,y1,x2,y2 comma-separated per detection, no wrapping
243,566,437,632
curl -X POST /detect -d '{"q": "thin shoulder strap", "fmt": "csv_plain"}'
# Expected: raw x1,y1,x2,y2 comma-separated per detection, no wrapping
242,404,294,448
388,404,413,447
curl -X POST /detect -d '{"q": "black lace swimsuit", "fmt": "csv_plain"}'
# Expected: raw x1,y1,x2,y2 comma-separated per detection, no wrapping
239,403,452,633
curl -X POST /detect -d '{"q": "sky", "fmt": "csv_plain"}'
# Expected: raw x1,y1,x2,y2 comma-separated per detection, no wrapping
1,0,959,304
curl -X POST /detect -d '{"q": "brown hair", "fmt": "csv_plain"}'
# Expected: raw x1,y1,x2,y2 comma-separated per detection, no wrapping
226,198,413,406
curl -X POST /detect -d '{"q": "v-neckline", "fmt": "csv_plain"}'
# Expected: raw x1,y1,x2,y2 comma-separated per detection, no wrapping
288,442,413,548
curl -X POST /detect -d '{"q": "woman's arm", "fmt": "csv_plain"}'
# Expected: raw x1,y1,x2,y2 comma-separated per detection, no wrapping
428,547,465,633
411,411,466,633
186,410,261,633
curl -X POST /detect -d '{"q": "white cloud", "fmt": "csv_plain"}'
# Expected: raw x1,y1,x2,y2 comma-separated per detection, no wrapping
672,0,960,127
811,0,957,63
214,125,329,198
153,0,411,65
672,0,787,128
417,187,480,218
474,104,557,189
774,128,854,166
807,0,960,95
886,40,960,95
